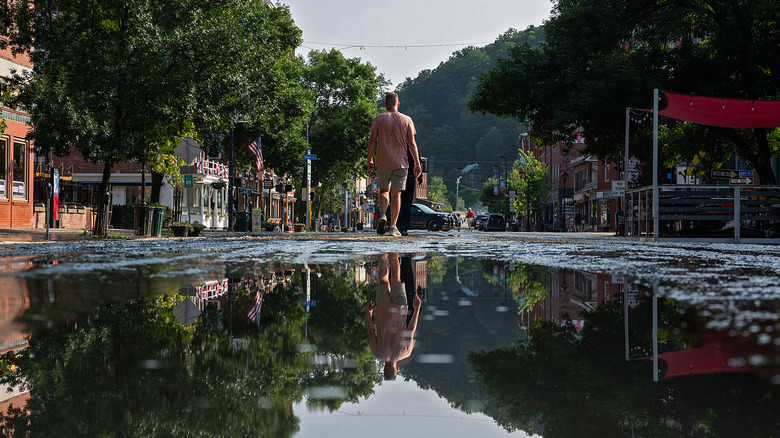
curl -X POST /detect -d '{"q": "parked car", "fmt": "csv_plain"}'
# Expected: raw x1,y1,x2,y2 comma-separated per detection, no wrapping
372,203,449,231
410,203,450,231
485,213,507,231
476,214,489,231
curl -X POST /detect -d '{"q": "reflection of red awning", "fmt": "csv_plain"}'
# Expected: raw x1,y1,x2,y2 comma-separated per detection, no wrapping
660,92,780,128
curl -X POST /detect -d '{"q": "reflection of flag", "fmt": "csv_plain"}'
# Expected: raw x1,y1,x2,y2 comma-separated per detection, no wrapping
246,291,263,325
248,136,263,170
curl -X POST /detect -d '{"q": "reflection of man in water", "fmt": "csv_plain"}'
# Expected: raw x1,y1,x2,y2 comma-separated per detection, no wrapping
366,253,421,380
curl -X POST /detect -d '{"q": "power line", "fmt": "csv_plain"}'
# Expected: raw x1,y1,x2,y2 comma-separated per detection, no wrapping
302,41,493,50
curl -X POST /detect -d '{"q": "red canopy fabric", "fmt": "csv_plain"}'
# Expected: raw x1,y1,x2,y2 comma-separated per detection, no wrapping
659,92,780,128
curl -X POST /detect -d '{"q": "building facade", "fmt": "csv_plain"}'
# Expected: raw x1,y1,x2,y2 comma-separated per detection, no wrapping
0,47,35,229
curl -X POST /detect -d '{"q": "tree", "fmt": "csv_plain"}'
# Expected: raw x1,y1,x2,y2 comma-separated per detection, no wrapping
396,27,544,181
514,150,551,230
302,49,387,218
469,0,780,184
1,0,310,234
426,176,449,206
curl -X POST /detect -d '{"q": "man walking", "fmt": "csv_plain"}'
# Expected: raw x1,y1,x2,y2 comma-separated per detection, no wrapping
368,92,422,236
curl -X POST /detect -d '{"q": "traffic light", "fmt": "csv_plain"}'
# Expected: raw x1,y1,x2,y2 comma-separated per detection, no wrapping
613,160,623,173
275,184,284,193
284,184,293,192
311,168,319,187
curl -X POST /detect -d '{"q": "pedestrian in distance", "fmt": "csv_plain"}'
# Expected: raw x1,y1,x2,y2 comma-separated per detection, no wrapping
367,92,422,237
465,208,475,232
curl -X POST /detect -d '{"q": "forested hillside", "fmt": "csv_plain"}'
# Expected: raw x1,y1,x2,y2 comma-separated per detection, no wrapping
395,26,544,192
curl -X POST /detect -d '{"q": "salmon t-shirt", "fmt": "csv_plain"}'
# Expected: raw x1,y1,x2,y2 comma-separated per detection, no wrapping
370,111,416,170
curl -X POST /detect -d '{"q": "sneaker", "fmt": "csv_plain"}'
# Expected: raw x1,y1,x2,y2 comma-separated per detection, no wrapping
376,215,387,235
400,230,409,236
386,226,401,237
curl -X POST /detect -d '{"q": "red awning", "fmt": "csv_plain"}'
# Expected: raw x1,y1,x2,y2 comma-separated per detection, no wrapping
659,92,780,128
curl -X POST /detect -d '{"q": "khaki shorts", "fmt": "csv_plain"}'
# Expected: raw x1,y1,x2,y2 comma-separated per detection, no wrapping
376,282,408,306
376,168,408,191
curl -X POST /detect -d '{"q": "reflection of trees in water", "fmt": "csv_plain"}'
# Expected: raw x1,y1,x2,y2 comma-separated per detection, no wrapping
0,265,380,436
479,259,550,313
399,257,530,418
469,303,780,438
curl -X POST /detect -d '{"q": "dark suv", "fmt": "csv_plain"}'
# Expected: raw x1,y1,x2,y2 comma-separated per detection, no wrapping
410,203,449,231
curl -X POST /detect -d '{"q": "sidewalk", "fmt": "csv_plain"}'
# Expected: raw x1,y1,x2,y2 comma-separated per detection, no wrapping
0,226,622,244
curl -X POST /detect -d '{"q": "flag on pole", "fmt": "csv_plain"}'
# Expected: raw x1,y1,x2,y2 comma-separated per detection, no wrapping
248,136,263,170
246,290,263,326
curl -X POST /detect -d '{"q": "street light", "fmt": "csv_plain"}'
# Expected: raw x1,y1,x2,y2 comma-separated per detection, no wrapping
499,155,508,217
560,171,568,231
455,176,462,211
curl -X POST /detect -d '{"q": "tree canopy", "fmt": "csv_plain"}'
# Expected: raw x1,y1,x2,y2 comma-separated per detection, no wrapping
395,27,545,196
469,0,780,184
0,0,311,233
301,49,386,217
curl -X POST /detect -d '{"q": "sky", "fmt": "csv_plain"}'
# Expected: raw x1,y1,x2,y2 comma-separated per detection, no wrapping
293,377,538,438
285,0,555,88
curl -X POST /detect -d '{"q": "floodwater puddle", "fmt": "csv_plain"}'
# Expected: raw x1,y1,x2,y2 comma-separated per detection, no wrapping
0,237,778,437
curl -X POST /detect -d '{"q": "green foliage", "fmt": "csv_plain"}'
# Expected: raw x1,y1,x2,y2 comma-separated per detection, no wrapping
396,27,544,189
426,176,449,206
514,150,551,220
302,49,386,215
469,0,780,184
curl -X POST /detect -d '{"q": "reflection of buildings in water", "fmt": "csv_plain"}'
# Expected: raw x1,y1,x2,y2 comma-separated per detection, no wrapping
0,259,33,417
0,258,33,350
520,269,627,330
185,268,296,310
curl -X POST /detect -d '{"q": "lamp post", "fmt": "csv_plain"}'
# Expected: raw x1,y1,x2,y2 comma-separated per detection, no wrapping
499,155,508,216
455,176,462,211
560,171,568,231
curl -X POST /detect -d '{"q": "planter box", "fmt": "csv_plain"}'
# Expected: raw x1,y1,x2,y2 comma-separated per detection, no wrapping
171,226,189,237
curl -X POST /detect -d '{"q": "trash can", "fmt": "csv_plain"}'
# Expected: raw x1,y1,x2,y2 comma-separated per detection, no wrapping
151,207,165,237
143,206,155,236
134,205,146,235
312,219,321,232
235,211,250,232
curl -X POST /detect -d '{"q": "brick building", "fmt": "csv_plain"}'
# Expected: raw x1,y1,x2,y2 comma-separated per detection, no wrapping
0,47,35,229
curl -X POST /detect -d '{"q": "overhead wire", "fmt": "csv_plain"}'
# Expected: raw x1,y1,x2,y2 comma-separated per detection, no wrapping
302,40,494,50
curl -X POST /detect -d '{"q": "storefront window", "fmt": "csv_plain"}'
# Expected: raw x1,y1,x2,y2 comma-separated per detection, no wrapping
12,140,26,198
0,137,6,199
184,187,201,215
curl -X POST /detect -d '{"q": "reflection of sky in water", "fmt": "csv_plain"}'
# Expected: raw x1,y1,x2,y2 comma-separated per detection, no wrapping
1,235,778,435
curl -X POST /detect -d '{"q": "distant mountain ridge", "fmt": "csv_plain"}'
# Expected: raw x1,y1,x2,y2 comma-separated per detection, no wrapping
395,26,545,190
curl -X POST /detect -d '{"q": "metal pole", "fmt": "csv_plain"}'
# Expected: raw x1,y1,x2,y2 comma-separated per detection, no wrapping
46,183,51,240
734,186,741,243
652,281,658,382
624,107,630,235
652,89,659,240
104,191,110,237
306,151,311,231
228,128,234,231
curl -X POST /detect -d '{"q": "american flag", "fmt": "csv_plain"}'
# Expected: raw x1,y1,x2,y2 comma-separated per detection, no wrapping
247,136,264,170
246,290,263,326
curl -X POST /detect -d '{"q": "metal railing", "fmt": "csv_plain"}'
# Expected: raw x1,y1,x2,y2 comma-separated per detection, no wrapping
625,185,780,243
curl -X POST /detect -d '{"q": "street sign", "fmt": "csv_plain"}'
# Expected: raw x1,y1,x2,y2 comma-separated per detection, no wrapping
612,189,625,197
612,180,626,191
711,169,738,179
739,170,754,177
303,153,317,160
184,174,194,188
730,177,754,185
